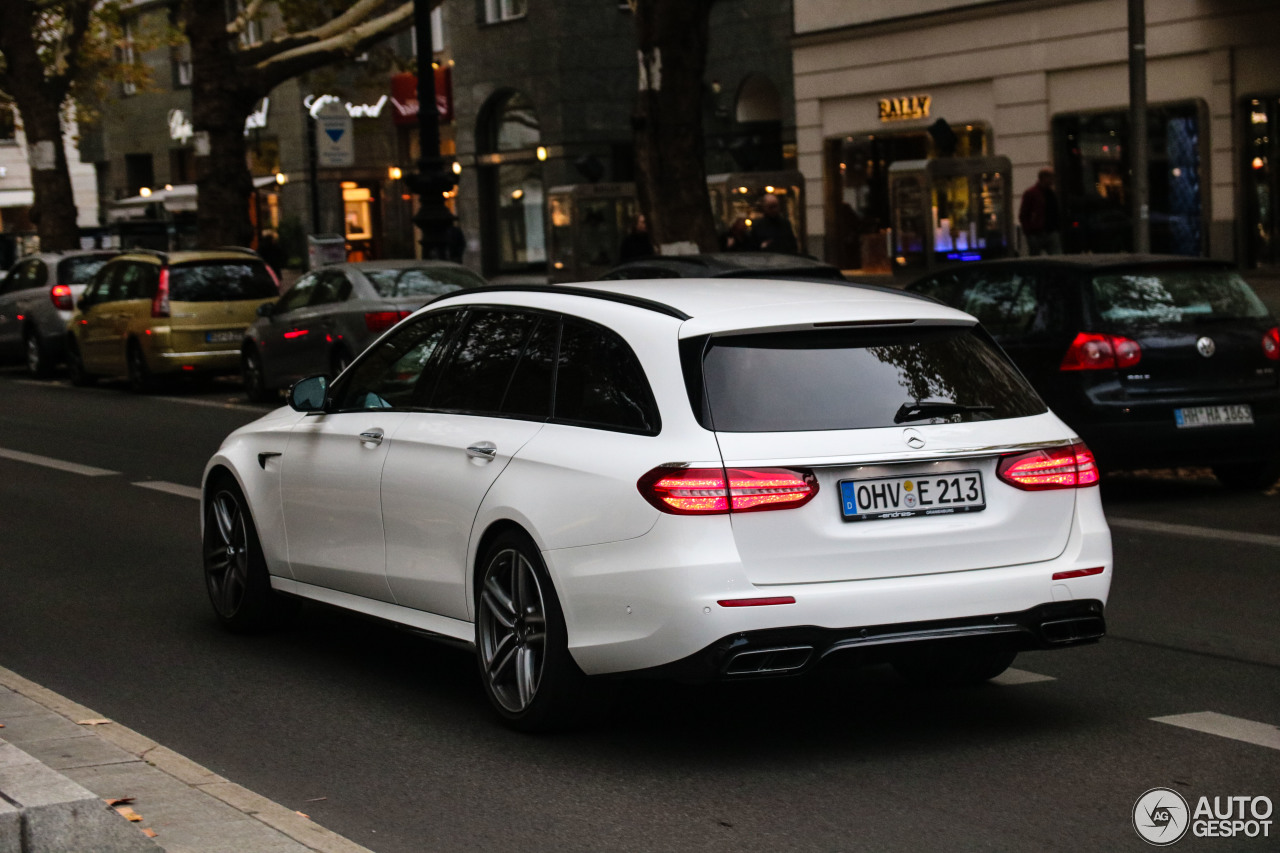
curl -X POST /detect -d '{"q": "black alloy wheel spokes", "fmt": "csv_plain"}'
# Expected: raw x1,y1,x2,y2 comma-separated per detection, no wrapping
205,491,250,617
479,548,547,713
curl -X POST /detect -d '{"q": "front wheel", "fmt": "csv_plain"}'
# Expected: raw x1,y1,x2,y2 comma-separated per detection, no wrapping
1212,460,1280,491
203,477,295,632
476,532,588,731
127,341,159,393
66,339,96,387
25,329,54,379
242,348,273,403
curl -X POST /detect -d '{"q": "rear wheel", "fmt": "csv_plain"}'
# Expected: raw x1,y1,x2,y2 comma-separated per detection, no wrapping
476,531,588,731
24,328,54,379
126,341,159,393
203,476,295,632
1212,460,1280,491
66,339,96,387
242,347,273,403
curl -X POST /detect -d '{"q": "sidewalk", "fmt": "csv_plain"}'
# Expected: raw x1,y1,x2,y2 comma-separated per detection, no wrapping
0,666,373,853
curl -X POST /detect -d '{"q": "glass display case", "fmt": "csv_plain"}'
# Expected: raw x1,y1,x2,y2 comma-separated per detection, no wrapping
546,183,638,283
888,156,1013,272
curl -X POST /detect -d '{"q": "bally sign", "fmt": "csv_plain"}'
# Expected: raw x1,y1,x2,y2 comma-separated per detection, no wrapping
878,94,931,123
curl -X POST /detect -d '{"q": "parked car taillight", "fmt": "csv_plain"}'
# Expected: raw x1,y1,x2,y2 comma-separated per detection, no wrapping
1059,332,1141,371
49,284,74,311
152,268,170,318
997,442,1100,491
365,310,412,333
1264,327,1279,361
637,466,818,515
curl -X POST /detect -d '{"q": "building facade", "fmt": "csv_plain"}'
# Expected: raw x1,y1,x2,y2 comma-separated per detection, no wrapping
792,0,1280,270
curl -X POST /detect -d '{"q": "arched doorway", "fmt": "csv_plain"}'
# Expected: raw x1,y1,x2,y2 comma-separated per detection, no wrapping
478,90,546,274
730,75,783,171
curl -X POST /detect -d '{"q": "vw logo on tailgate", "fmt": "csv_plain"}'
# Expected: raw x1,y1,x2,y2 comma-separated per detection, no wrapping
1196,336,1216,358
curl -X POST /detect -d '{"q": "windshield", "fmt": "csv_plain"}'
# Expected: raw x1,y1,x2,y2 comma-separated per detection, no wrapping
1091,269,1269,327
364,266,485,298
168,261,278,302
689,325,1045,432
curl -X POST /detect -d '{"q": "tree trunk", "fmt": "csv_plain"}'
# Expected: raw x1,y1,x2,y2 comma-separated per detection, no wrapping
186,2,261,247
631,0,718,254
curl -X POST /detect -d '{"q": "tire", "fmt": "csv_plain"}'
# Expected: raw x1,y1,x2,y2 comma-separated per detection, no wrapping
1212,460,1280,491
24,328,54,379
202,476,296,632
126,340,158,393
66,339,96,387
893,644,1017,687
475,531,588,732
242,347,274,403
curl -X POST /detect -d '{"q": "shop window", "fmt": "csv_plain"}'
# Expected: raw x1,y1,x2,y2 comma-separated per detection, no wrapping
1053,101,1205,257
342,182,379,262
1243,95,1278,268
478,90,545,273
483,0,526,24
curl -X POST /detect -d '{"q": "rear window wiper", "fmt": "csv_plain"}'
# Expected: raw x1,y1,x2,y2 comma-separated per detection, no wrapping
894,401,995,424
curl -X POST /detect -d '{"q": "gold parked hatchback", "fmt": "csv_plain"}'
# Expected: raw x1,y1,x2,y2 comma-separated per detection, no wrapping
67,249,279,391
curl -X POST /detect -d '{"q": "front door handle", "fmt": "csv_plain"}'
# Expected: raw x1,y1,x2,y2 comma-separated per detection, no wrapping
359,429,384,446
466,441,497,459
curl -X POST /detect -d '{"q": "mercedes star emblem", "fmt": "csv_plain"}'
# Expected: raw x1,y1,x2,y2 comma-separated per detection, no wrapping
903,428,926,449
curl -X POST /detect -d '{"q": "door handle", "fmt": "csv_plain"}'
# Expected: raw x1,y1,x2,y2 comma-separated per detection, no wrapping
359,429,384,446
466,441,497,459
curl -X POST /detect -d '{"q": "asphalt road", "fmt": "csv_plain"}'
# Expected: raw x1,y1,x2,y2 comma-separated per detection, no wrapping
0,371,1277,852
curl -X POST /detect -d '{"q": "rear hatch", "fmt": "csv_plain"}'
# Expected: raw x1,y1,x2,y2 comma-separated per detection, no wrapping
1089,267,1278,401
167,259,279,352
688,322,1078,586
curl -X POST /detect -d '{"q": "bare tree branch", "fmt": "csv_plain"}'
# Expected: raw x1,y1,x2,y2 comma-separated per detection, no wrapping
226,0,266,36
255,1,414,89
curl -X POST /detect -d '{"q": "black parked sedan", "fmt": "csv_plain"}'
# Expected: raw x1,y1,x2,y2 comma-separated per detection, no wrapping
241,260,486,402
906,255,1280,489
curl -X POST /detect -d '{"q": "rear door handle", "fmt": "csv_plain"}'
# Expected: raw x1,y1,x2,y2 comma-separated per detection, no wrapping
359,429,384,446
466,441,497,459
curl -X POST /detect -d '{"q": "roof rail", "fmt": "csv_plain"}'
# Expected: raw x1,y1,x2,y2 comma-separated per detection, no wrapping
427,284,692,320
124,248,169,261
213,246,262,257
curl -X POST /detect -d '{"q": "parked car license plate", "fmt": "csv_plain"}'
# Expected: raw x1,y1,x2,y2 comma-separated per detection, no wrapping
206,330,242,344
1174,404,1254,428
839,471,985,522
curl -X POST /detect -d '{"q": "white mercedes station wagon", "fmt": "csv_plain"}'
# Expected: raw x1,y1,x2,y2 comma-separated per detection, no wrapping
201,279,1112,730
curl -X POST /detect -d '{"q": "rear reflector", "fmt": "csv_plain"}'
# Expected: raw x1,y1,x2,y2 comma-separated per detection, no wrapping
1264,327,1279,361
365,310,412,333
1052,567,1105,580
717,596,797,607
998,441,1100,490
1059,331,1141,371
637,466,818,515
50,284,74,311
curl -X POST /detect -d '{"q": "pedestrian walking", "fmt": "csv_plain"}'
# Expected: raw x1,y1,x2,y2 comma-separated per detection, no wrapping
1019,167,1063,255
751,193,798,254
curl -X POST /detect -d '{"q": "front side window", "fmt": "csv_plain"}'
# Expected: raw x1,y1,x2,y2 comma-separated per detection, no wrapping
365,266,486,298
555,317,659,434
275,273,319,314
335,310,461,410
692,325,1045,433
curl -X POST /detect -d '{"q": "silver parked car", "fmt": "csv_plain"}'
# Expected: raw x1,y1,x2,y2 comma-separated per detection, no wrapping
240,260,487,402
0,251,118,377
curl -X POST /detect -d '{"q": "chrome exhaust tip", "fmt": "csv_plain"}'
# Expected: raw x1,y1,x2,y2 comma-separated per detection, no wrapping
723,645,814,676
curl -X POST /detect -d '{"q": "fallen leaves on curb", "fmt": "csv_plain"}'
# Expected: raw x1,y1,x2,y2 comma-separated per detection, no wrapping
77,718,113,726
104,797,135,807
114,806,143,822
295,811,310,819
142,828,158,838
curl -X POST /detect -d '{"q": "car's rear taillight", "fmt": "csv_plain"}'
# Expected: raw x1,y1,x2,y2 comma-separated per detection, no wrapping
1264,327,1279,361
152,268,170,318
365,310,411,333
637,466,818,515
1059,331,1141,370
50,284,73,311
997,441,1100,490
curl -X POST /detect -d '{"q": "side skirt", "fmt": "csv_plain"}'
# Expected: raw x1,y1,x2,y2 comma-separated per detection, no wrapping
271,576,476,645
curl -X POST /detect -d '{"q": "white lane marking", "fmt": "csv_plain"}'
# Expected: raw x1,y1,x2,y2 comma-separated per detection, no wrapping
0,447,118,477
1107,517,1280,549
990,668,1056,686
9,376,269,412
133,481,202,500
1152,711,1280,752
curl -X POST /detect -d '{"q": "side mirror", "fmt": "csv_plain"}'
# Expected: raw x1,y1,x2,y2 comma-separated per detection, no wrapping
287,375,329,413
257,301,276,318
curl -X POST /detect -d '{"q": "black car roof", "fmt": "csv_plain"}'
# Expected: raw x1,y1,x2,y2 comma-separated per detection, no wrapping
606,252,841,276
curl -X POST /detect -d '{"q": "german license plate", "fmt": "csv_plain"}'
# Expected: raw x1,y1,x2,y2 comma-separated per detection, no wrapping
1174,404,1253,428
206,330,241,344
840,471,985,522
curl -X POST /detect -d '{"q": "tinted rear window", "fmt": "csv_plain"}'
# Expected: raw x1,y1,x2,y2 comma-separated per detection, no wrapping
57,256,111,284
168,261,277,302
691,325,1045,432
1091,269,1269,327
364,266,485,298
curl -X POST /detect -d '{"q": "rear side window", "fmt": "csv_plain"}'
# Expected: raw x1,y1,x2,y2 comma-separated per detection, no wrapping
1091,269,1269,327
57,256,111,285
692,325,1045,432
554,317,659,434
168,261,277,302
366,266,485,297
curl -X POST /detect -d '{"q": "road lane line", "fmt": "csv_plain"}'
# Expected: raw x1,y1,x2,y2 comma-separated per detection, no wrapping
1152,711,1280,751
991,668,1056,686
0,447,118,477
133,481,202,500
1107,517,1280,549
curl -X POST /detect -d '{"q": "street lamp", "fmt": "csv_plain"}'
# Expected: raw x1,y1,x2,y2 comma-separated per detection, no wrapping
408,0,457,259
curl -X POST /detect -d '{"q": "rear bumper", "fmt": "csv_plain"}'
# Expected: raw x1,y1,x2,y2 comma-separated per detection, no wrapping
149,348,241,375
631,599,1105,682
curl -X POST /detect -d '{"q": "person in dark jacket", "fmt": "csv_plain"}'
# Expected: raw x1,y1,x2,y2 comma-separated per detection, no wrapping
750,193,798,254
1019,168,1062,255
618,214,655,262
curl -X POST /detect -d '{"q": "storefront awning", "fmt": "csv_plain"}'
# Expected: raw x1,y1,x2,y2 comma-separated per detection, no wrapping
107,175,282,220
0,189,35,207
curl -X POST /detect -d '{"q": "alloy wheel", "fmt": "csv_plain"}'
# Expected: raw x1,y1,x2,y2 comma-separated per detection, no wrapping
478,547,548,714
24,332,47,378
204,490,250,618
